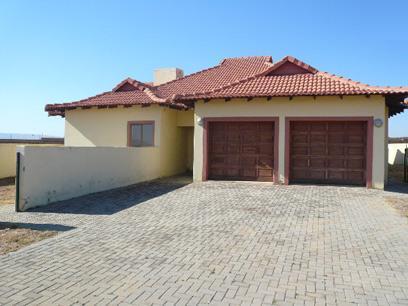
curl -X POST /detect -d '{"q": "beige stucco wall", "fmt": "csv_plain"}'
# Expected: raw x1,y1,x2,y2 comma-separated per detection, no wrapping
65,105,193,178
65,106,163,147
193,96,388,189
186,127,194,171
160,109,189,176
389,143,408,165
0,143,62,179
0,144,17,179
177,109,194,127
17,146,162,210
384,107,389,184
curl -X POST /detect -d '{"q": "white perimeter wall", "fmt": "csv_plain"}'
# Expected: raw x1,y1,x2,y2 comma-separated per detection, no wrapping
389,143,408,165
17,146,161,211
0,143,63,179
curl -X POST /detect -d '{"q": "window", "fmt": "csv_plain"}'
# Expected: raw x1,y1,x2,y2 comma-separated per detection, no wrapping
128,121,154,147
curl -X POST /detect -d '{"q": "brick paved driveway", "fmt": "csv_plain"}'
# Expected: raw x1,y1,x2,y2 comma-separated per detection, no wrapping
0,178,407,305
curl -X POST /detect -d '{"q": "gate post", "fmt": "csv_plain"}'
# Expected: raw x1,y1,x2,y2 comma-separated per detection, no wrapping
404,148,408,183
15,152,21,212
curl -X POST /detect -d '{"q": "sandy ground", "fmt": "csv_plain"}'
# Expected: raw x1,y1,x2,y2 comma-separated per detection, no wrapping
0,223,56,255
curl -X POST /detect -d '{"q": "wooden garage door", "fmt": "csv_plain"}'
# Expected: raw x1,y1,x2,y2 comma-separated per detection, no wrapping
208,122,275,181
290,121,367,185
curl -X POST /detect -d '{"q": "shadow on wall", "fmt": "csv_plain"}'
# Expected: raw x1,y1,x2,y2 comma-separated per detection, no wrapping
387,162,408,194
393,149,406,165
26,175,192,215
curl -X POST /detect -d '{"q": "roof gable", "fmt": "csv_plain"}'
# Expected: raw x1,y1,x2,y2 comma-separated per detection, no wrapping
112,78,149,92
264,56,318,76
115,82,140,92
266,61,313,76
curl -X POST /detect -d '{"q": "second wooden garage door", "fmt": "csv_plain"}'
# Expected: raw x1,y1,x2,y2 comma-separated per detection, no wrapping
208,122,275,181
290,121,367,185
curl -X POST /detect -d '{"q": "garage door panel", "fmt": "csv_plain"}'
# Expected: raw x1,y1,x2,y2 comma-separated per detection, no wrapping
259,144,273,154
212,143,227,154
348,135,365,143
226,155,240,166
227,144,240,153
292,169,308,179
347,171,365,182
258,158,274,171
210,156,225,164
292,123,306,131
226,167,240,177
209,121,275,181
328,145,345,155
310,134,326,142
328,122,345,131
260,133,273,142
310,122,326,131
327,171,345,181
328,134,345,143
310,146,325,155
310,170,325,179
292,134,308,143
310,158,325,168
292,146,308,155
290,120,367,186
328,159,345,168
258,169,273,177
348,147,365,155
292,158,308,168
209,167,223,177
348,158,365,169
242,145,259,154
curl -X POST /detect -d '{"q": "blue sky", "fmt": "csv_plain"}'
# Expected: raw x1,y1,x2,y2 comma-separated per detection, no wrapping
0,0,407,137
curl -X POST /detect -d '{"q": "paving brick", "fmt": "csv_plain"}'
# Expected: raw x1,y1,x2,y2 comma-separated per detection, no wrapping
0,177,407,305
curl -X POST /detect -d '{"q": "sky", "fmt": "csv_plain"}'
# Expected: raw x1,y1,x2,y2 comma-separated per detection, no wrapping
0,0,407,137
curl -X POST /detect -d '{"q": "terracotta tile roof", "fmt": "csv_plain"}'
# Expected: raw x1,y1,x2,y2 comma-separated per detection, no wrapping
178,73,408,99
154,56,273,98
45,55,408,117
45,79,187,116
176,56,408,99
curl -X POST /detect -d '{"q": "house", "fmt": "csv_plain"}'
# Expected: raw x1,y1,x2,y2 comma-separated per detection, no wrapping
45,56,408,189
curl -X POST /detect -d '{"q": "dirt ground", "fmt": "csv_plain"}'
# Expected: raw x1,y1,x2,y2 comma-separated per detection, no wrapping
0,178,58,255
0,177,15,205
386,196,408,218
0,223,56,255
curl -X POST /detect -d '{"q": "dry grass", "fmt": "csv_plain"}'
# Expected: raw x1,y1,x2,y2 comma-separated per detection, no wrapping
0,223,57,255
385,196,408,218
0,178,57,254
0,178,15,205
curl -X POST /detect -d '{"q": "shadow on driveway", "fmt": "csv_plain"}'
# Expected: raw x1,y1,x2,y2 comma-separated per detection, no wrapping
385,180,408,195
26,175,192,216
0,222,75,232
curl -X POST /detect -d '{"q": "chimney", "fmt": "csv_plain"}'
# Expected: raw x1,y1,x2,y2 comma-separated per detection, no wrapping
153,68,184,86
